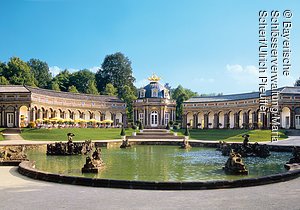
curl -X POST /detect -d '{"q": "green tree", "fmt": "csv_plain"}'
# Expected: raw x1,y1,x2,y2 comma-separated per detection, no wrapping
86,80,99,95
68,85,79,93
104,83,117,96
0,61,7,76
295,77,300,86
0,76,9,85
5,57,35,86
27,58,52,88
52,69,70,91
95,52,135,95
119,85,137,120
51,81,60,91
171,85,198,120
69,69,97,94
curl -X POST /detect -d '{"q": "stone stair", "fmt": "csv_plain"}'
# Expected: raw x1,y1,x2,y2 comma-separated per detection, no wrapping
128,129,184,140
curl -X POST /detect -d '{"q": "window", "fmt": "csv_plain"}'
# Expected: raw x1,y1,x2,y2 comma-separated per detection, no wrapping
152,89,158,97
140,89,146,98
139,113,144,124
165,113,169,125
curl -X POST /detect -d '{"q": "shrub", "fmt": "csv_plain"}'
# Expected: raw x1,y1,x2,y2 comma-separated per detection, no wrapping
139,122,144,130
132,125,137,130
184,127,190,136
173,125,179,130
28,121,36,128
166,123,170,130
120,127,126,136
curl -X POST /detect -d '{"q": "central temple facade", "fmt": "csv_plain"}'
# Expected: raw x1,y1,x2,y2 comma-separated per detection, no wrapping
133,74,176,128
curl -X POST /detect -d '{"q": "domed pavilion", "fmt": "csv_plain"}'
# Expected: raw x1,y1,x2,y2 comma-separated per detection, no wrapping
133,74,176,128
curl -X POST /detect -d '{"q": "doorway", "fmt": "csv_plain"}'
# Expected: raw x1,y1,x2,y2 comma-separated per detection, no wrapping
150,111,158,127
7,113,14,128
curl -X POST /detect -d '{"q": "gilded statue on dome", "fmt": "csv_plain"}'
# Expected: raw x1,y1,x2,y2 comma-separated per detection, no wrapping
148,73,161,82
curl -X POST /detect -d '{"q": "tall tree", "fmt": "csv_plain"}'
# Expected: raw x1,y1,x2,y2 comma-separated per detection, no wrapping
5,57,35,86
68,85,79,93
51,81,60,91
86,80,99,95
119,85,137,120
95,52,135,96
27,58,52,88
52,69,71,91
104,83,117,96
0,76,9,85
69,69,97,94
0,61,7,76
295,77,300,86
171,85,198,120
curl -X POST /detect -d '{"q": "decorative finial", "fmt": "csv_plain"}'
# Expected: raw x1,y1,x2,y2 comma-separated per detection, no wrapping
148,73,161,82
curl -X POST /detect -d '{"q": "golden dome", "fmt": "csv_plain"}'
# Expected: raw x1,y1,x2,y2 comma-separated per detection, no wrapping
148,73,161,82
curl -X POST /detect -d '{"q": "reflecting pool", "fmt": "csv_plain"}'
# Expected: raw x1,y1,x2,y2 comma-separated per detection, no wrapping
27,145,290,182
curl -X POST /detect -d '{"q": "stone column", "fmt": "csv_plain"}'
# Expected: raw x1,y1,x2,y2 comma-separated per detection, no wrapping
290,109,295,129
214,113,219,129
204,114,208,129
193,114,197,128
234,113,238,129
31,109,35,121
1,105,5,126
224,113,228,128
15,107,19,128
112,113,116,126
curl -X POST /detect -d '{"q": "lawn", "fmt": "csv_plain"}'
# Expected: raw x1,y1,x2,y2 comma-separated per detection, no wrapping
20,128,134,141
0,128,6,141
176,129,288,142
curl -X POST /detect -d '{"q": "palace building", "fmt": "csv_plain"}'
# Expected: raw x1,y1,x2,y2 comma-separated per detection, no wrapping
0,85,126,128
183,86,300,130
133,74,176,128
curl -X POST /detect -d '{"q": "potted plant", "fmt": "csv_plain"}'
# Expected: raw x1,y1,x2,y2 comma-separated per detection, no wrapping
218,123,222,128
184,126,190,140
132,124,137,136
120,126,126,140
226,123,230,129
166,123,170,132
169,121,174,129
139,121,144,132
197,123,202,129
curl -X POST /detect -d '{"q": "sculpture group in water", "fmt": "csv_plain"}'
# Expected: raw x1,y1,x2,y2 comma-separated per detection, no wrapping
81,147,104,173
218,134,270,158
223,150,248,175
46,133,94,155
0,145,28,162
285,146,300,170
120,139,131,148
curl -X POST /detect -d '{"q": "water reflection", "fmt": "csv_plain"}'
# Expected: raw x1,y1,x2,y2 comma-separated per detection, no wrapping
27,145,291,182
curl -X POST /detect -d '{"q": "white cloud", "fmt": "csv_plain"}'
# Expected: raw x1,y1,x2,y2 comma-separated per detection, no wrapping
89,66,100,73
226,64,259,86
49,66,62,76
49,66,101,76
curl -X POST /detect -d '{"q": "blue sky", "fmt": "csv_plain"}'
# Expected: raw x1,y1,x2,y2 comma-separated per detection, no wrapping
0,0,299,94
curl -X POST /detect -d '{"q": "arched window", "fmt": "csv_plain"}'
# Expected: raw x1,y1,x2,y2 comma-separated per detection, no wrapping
151,89,158,97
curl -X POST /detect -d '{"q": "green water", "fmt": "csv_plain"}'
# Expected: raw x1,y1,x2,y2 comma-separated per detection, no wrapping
27,145,291,182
